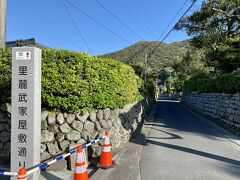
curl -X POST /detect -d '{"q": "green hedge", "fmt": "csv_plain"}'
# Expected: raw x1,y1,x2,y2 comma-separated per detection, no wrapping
0,49,11,103
183,70,240,93
0,49,143,112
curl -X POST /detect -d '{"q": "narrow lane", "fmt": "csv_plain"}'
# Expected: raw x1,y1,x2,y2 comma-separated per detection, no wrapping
140,98,240,180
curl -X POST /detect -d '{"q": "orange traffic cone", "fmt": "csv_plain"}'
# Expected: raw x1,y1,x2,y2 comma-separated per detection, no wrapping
18,167,27,180
74,146,88,180
98,132,115,169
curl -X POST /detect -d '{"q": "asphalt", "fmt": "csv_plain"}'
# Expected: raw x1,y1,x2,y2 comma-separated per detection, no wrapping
90,104,157,180
2,95,240,179
92,95,240,180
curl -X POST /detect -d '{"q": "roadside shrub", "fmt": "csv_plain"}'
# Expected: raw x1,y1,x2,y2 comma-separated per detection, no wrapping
183,71,209,92
139,82,155,97
183,70,240,93
0,49,143,112
0,49,11,102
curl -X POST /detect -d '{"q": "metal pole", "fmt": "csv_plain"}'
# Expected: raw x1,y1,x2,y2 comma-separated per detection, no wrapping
169,71,171,98
169,71,171,91
0,0,7,49
144,53,147,83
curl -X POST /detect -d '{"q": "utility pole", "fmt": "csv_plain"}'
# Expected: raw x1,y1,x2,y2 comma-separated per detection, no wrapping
144,52,147,83
169,71,171,91
0,0,7,49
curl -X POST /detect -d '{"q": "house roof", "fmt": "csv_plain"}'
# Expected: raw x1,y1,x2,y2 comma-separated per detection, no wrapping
6,38,49,49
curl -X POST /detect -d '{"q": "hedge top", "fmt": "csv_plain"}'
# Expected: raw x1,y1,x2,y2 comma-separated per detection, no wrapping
0,49,143,112
183,70,240,93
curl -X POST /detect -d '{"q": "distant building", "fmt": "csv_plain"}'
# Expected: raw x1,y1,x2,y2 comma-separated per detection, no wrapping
6,38,49,49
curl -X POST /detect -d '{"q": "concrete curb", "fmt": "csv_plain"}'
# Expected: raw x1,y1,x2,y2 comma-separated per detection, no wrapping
179,102,240,147
141,103,157,138
103,102,157,162
89,102,158,179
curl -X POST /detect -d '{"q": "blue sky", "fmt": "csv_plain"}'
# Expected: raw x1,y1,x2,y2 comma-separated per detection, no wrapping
6,0,203,55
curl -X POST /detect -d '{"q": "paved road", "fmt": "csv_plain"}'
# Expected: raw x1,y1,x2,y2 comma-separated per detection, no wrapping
140,97,240,180
92,96,240,180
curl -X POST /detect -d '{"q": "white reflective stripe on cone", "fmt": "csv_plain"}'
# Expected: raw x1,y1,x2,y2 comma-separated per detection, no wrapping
103,146,111,152
104,137,110,145
83,149,88,165
75,166,87,173
18,175,27,179
18,175,27,180
77,152,85,163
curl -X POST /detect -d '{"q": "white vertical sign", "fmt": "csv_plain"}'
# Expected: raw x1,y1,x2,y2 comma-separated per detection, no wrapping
11,47,41,180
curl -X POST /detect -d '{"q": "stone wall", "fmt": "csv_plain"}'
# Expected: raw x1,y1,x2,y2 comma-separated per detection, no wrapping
182,93,240,131
0,104,11,164
0,98,153,164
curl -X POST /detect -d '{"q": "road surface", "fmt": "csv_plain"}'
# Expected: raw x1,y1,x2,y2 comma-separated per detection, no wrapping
92,95,240,180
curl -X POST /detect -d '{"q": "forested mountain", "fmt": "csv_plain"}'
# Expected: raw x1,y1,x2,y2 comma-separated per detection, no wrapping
101,41,189,73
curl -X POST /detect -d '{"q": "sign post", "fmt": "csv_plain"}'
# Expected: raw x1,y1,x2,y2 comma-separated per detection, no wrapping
11,47,41,179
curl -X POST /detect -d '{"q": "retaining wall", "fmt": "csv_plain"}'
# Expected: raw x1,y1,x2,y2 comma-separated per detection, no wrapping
182,93,240,131
0,98,153,164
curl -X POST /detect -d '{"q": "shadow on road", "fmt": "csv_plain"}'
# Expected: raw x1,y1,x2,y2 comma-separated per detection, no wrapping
146,139,240,167
41,170,63,180
130,95,240,178
148,127,182,139
153,98,239,140
131,127,240,168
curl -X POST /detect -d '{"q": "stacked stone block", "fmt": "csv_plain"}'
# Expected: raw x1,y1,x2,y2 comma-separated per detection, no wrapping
0,98,152,164
182,93,240,131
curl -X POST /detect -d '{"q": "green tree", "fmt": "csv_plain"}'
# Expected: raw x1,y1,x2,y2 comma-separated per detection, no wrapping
131,62,145,79
218,37,240,72
175,0,240,72
172,48,207,91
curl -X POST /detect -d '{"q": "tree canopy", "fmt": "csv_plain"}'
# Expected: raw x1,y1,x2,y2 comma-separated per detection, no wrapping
172,48,207,92
175,0,240,72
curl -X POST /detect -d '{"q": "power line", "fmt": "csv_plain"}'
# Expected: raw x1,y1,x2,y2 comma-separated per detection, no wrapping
137,0,175,42
125,0,193,64
65,0,132,45
115,0,158,39
28,0,83,51
148,0,196,58
63,0,93,54
122,0,160,38
156,0,189,42
138,0,163,31
93,0,145,41
127,0,161,37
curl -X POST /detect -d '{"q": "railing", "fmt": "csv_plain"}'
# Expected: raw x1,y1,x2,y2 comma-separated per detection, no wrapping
0,134,107,178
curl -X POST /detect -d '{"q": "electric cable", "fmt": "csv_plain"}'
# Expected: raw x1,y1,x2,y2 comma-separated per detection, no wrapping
28,0,84,51
156,0,189,42
63,0,93,54
126,0,161,37
93,0,145,41
65,0,132,45
148,0,197,58
119,0,159,38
